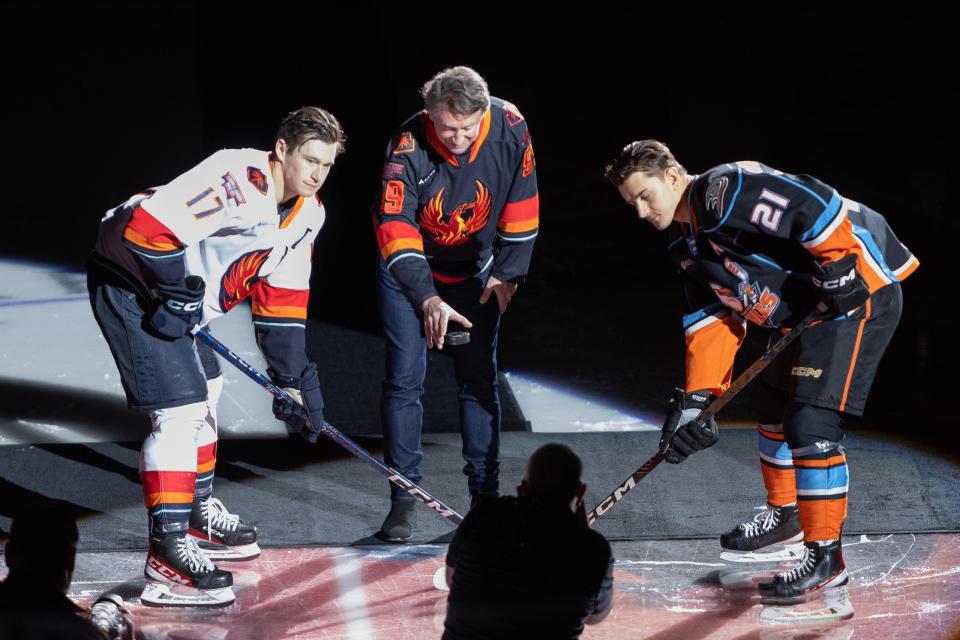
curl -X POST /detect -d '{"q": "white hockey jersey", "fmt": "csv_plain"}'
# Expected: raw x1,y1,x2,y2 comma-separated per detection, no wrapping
95,148,324,327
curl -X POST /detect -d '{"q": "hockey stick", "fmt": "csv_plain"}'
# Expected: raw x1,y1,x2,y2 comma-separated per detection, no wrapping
192,328,465,527
585,307,825,527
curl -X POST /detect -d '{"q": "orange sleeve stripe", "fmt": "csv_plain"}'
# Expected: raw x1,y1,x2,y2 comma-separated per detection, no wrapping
377,220,422,246
685,315,746,395
499,218,540,233
806,219,888,292
895,257,920,281
124,206,182,251
381,237,425,260
793,455,848,468
499,194,540,224
252,303,308,319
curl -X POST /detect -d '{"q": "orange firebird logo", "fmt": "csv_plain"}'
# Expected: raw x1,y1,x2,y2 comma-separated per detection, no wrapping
219,249,272,312
419,180,491,246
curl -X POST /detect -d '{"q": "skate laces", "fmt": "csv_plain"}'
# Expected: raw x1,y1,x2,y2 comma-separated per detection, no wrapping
177,534,215,574
778,545,816,583
204,497,241,534
740,507,780,537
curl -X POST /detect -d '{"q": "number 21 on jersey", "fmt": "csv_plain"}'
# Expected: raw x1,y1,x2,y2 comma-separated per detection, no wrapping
750,189,789,233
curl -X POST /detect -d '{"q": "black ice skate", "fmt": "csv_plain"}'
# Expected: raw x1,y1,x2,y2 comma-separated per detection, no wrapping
142,531,235,607
758,539,849,604
719,504,804,563
188,497,261,561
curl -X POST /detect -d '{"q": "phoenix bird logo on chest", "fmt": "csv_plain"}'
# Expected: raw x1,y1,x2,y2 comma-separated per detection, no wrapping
419,180,491,246
219,249,273,312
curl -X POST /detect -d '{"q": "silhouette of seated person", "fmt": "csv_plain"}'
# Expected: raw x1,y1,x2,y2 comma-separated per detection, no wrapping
0,507,106,639
443,443,614,640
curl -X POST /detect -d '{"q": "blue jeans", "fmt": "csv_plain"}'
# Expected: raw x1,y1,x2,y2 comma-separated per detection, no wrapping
377,259,502,500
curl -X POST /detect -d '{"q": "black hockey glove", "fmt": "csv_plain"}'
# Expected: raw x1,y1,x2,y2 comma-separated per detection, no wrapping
270,363,325,443
811,254,870,316
658,388,718,464
149,276,205,339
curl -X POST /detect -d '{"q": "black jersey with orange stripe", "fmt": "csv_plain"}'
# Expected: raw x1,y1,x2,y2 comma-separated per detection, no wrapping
674,161,918,330
669,161,918,394
374,97,539,306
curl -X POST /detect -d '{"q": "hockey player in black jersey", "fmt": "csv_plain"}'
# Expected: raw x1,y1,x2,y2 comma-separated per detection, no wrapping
605,140,917,602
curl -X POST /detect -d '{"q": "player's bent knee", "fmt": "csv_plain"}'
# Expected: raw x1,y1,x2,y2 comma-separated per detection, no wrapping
150,401,209,436
783,402,843,449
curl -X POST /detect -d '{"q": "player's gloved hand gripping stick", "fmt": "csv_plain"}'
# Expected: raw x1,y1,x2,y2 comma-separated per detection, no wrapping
191,327,465,527
584,306,827,527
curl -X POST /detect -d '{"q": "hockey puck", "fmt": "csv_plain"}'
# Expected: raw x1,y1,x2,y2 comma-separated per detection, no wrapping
446,331,470,346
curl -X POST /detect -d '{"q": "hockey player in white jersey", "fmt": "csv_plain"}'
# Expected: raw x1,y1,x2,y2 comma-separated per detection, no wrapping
87,106,345,606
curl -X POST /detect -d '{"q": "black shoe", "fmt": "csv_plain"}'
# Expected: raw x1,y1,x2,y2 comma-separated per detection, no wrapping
189,497,258,547
721,504,803,552
375,499,417,543
758,540,848,603
145,531,233,590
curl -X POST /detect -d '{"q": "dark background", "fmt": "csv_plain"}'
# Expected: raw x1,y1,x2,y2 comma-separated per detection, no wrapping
2,3,953,436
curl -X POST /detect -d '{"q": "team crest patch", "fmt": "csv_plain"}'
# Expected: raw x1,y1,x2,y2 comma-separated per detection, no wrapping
219,249,272,313
392,132,416,155
221,172,245,206
502,101,525,126
383,162,405,179
247,166,268,195
419,180,491,246
705,177,728,216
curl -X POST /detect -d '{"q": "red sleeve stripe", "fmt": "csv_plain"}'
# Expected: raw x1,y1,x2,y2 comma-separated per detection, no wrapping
498,195,539,233
377,221,425,259
140,471,196,507
252,284,309,319
124,205,183,252
196,442,217,474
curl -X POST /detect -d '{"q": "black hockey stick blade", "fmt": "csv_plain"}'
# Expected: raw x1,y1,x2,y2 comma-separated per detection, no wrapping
585,307,826,527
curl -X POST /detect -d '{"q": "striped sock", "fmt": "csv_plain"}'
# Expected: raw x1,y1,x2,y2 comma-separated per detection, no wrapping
794,447,849,542
757,424,797,507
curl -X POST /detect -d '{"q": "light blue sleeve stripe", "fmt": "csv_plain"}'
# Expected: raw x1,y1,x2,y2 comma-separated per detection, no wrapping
127,247,185,260
252,320,306,328
851,223,897,280
704,167,743,233
497,231,538,242
758,434,793,460
797,192,843,242
386,253,427,270
772,175,830,208
751,253,787,272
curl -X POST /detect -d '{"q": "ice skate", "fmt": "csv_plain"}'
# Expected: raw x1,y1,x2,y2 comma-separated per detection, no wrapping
719,504,804,563
758,539,849,605
142,530,235,607
188,497,260,561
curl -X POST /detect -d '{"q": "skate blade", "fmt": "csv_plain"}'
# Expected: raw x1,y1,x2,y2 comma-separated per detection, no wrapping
140,581,236,608
192,537,261,561
760,586,854,624
720,540,805,564
374,530,412,544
